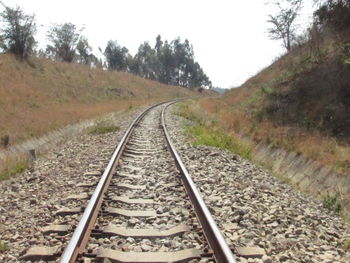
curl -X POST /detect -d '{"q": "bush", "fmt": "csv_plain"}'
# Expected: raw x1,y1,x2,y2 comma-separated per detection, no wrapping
188,124,252,160
315,0,350,32
0,241,7,251
88,118,120,135
0,3,36,57
0,161,27,181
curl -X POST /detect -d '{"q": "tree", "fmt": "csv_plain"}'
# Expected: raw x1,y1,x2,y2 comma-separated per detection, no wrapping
314,0,350,31
0,1,36,57
104,40,129,71
76,36,92,65
267,0,303,51
155,34,163,55
126,35,212,89
0,35,5,50
157,40,175,84
171,38,195,87
46,23,82,62
134,41,159,79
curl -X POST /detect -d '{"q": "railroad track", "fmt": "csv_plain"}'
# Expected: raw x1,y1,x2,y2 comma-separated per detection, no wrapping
23,102,236,263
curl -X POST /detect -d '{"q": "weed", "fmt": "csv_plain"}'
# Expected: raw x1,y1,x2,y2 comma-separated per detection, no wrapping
261,85,276,96
0,162,28,181
187,124,252,160
175,103,202,123
0,241,7,251
322,192,343,214
344,238,350,251
89,119,120,135
177,102,252,160
28,101,40,109
335,160,350,173
128,104,133,110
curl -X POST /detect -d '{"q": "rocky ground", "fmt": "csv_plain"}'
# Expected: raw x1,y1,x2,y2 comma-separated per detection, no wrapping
165,103,350,263
0,108,143,262
86,106,207,261
1,102,350,263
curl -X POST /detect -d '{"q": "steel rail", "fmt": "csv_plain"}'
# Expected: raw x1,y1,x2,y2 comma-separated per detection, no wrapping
60,102,167,263
161,102,237,263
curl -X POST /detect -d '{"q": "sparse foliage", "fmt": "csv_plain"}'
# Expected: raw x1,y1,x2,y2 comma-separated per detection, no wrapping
0,1,36,57
322,192,343,214
267,0,303,51
0,241,7,251
46,23,83,62
314,0,350,32
76,36,91,65
89,118,120,135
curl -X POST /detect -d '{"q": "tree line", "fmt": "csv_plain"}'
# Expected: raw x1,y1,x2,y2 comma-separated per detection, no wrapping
104,36,211,88
0,2,212,89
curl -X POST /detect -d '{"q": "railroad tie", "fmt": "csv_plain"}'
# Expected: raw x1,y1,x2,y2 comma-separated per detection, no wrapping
116,171,142,179
55,207,82,216
63,193,90,200
96,248,202,263
102,224,189,238
41,224,70,235
110,196,155,204
107,207,157,217
22,246,61,261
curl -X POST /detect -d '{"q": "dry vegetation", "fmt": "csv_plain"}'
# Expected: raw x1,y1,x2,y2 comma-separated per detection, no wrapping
183,30,350,176
0,53,200,146
0,53,206,180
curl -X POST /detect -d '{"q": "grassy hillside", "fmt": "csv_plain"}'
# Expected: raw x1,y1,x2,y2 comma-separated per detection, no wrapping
181,28,350,177
0,53,201,146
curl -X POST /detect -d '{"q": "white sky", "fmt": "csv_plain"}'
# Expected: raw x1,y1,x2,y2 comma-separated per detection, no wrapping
5,0,315,89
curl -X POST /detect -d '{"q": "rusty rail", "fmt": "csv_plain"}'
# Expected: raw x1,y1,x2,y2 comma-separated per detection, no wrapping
161,102,237,263
60,101,236,263
60,102,164,263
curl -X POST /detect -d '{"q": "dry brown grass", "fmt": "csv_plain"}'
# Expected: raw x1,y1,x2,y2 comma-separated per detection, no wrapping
188,31,350,176
193,94,350,176
0,53,199,146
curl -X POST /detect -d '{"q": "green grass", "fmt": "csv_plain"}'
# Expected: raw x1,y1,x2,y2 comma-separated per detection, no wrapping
176,102,252,160
0,241,7,251
175,103,202,123
187,124,252,160
0,162,28,181
88,119,120,135
322,192,343,214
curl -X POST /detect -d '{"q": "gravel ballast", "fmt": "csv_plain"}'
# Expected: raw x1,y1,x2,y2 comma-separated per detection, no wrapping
1,102,350,263
86,105,207,261
0,109,144,262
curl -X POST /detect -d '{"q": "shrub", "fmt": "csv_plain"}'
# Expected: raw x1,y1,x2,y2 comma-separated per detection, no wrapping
0,241,7,251
88,118,120,135
322,192,343,214
0,3,36,57
0,161,27,181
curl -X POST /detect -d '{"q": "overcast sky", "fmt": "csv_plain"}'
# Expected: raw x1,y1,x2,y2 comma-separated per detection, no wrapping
5,0,315,89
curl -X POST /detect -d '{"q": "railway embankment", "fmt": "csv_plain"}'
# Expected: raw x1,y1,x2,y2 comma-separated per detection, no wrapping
166,103,350,262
